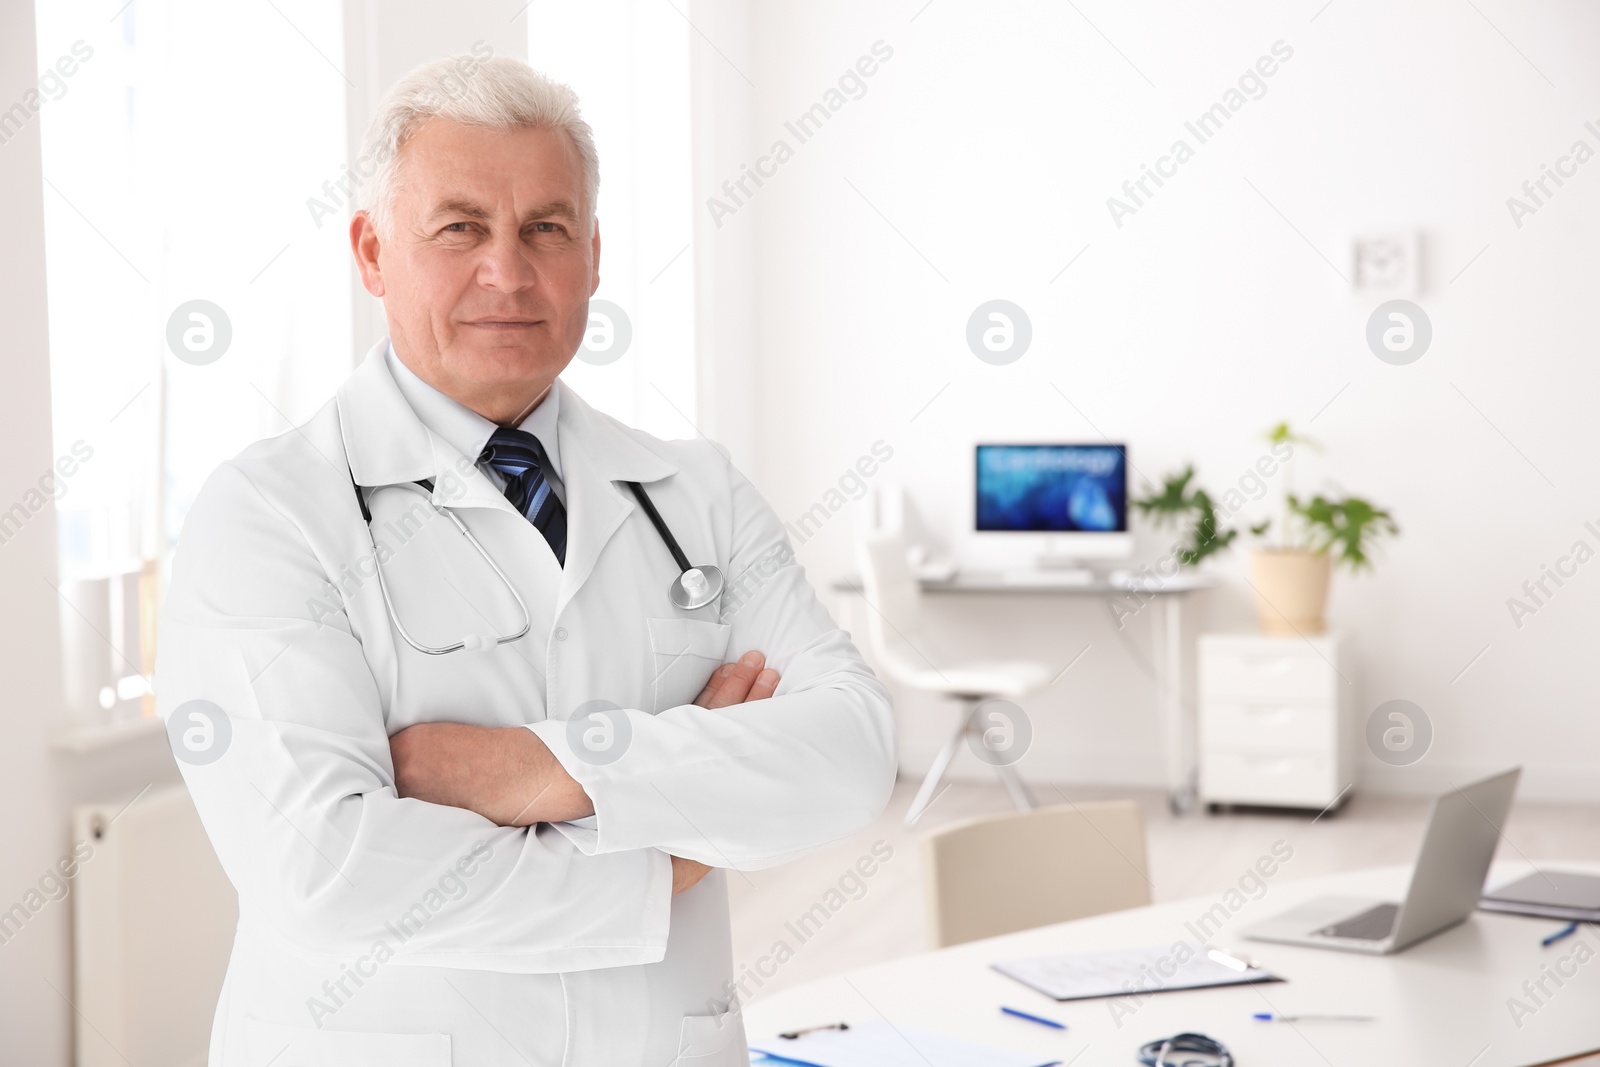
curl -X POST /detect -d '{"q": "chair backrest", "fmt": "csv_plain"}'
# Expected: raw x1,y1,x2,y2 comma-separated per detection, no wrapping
854,529,926,684
920,801,1151,948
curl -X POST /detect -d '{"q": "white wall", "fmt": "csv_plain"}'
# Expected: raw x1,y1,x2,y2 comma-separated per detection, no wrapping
704,0,1600,802
691,0,759,462
0,5,183,1061
0,7,73,1055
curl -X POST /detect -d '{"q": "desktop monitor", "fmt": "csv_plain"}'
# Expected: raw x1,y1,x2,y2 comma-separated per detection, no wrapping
973,443,1132,564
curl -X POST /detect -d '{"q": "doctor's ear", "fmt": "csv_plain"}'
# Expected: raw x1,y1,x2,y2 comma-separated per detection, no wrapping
588,217,601,294
350,211,386,297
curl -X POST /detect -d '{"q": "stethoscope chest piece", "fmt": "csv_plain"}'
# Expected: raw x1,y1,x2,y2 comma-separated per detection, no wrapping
625,480,724,613
671,565,725,610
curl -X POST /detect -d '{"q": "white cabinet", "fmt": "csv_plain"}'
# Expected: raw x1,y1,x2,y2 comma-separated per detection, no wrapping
1197,633,1354,811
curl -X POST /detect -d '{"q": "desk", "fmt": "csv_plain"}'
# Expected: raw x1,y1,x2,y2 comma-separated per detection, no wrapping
833,569,1215,813
745,862,1600,1067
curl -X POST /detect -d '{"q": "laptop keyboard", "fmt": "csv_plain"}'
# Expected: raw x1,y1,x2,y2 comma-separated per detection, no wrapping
1318,902,1401,941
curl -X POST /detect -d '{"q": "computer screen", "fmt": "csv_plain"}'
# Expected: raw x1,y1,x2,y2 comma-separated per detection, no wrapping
975,444,1128,533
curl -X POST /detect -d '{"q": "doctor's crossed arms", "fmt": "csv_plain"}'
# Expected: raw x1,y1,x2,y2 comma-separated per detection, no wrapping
389,648,782,895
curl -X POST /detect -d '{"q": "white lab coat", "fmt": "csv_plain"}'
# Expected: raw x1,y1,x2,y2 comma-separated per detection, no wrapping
156,341,896,1067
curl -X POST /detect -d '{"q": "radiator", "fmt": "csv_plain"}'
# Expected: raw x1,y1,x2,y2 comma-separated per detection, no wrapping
72,784,237,1067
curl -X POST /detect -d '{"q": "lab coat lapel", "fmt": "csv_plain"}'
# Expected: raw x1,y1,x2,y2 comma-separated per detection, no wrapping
335,341,521,517
554,382,678,616
337,346,681,605
336,341,434,489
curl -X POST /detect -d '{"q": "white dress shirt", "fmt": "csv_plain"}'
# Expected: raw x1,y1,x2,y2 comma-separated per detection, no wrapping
385,340,566,504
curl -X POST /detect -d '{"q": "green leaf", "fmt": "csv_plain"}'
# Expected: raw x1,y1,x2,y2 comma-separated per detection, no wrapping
1286,493,1398,571
1133,466,1240,567
1264,421,1322,452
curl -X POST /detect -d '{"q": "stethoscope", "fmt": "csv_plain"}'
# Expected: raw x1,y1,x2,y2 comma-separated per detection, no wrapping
1136,1033,1233,1067
350,470,723,656
620,481,726,611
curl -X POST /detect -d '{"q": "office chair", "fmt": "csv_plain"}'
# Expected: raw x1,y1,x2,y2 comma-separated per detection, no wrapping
855,529,1054,826
921,801,1151,947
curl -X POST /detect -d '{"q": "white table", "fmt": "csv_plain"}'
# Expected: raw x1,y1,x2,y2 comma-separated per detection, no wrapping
833,570,1214,813
745,862,1600,1067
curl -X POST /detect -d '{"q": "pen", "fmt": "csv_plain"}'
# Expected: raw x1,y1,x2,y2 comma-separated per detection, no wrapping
1542,922,1579,947
777,1022,849,1039
1253,1012,1374,1022
1001,1006,1067,1030
1207,948,1259,972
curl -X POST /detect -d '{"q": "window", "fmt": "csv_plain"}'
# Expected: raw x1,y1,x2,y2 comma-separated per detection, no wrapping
527,1,698,439
35,0,350,725
34,1,698,727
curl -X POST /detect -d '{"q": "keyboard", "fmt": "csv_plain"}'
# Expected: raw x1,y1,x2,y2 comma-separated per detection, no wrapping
999,568,1096,587
1318,902,1401,941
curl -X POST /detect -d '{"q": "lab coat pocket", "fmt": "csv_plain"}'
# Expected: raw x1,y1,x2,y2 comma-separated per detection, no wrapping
674,1003,748,1065
243,1017,451,1066
648,617,731,712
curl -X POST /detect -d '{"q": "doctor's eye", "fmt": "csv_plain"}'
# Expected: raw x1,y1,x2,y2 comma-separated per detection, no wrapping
527,220,571,240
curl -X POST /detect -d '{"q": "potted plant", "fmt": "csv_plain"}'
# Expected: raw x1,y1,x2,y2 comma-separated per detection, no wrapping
1133,425,1399,634
1250,423,1398,634
1132,466,1252,567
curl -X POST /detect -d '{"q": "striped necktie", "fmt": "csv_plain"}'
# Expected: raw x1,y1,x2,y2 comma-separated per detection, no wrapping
480,428,567,566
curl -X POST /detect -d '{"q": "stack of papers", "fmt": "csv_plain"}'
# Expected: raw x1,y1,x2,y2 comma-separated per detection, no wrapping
751,1020,1058,1067
993,942,1278,1001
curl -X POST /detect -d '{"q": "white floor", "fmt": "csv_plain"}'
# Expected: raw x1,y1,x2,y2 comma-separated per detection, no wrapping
727,775,1600,1006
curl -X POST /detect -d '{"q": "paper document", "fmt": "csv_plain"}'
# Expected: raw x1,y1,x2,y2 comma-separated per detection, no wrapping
993,942,1278,1001
751,1019,1058,1067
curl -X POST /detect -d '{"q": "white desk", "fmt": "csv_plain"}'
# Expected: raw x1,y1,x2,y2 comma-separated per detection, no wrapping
746,862,1600,1067
833,569,1215,813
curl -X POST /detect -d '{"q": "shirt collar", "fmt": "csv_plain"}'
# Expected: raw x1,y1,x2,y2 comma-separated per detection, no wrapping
384,339,563,481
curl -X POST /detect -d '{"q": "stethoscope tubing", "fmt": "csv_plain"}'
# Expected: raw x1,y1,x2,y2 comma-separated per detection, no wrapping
349,469,719,654
363,479,534,655
623,480,694,573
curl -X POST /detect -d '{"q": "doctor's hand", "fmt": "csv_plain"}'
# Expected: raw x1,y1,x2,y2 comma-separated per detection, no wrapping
693,650,780,709
671,856,713,895
389,651,781,831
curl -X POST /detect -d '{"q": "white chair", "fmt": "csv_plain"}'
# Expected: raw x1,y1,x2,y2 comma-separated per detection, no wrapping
855,530,1055,826
920,801,1151,948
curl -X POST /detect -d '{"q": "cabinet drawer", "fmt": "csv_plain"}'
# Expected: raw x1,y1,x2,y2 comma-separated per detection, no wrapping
1200,698,1335,754
1200,750,1338,808
1200,645,1336,701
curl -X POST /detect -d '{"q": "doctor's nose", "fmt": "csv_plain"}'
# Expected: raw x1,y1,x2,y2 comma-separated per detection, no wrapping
475,231,543,292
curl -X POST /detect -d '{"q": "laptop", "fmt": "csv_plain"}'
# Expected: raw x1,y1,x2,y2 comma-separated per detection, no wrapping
1242,767,1520,955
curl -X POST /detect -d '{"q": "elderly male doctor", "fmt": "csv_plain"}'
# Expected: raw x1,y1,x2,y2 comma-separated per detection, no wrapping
156,54,894,1067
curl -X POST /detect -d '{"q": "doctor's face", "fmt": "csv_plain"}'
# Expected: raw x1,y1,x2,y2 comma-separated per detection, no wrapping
350,119,600,425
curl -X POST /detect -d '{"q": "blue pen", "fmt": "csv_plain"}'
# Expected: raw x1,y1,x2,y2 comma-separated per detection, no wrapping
1001,1006,1067,1030
1543,922,1579,947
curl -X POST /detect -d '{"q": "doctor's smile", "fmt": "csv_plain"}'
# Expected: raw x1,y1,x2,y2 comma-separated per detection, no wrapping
153,53,895,1066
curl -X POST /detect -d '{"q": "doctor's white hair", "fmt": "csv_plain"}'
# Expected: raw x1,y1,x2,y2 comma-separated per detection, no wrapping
358,53,600,239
